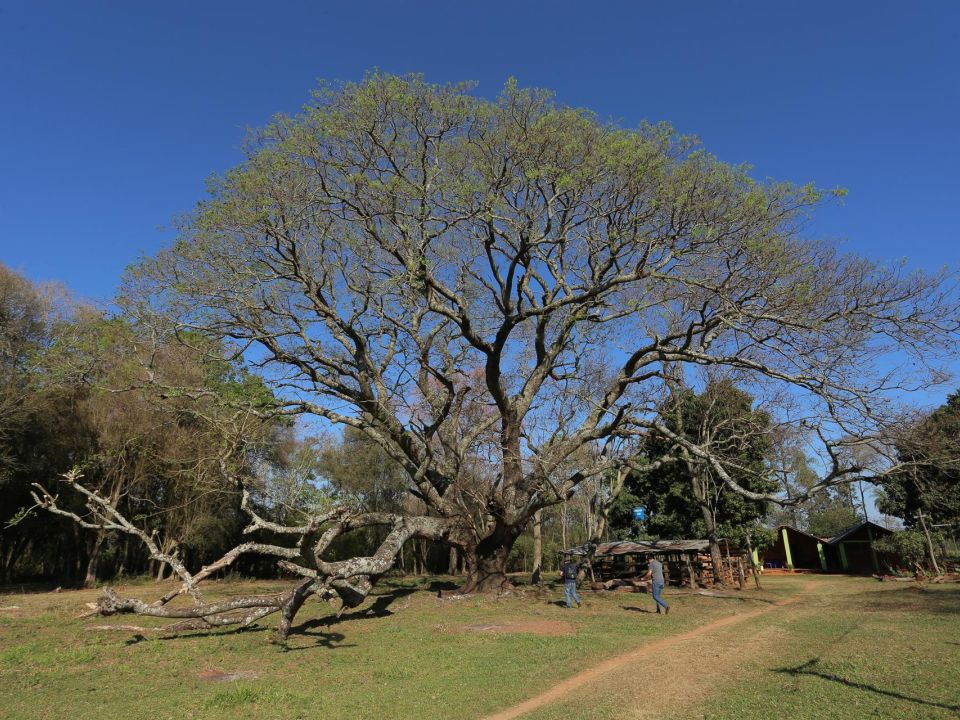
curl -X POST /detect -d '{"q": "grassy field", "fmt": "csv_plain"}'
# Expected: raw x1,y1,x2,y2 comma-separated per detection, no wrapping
0,574,957,720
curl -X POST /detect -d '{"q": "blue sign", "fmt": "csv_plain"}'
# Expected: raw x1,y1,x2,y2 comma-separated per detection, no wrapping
632,507,647,521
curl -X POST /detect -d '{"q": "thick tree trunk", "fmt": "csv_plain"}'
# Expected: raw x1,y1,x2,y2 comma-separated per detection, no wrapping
447,546,458,576
691,473,725,586
561,504,567,550
703,517,725,586
460,523,523,593
531,510,543,585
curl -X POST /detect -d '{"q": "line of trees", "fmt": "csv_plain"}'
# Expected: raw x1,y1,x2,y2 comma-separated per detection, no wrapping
0,263,295,585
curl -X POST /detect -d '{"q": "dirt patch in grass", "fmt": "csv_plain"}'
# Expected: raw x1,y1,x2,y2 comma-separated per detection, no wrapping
464,620,575,636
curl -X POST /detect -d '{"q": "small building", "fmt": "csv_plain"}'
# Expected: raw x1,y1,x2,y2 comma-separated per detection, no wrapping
762,526,829,571
759,522,894,574
826,521,893,574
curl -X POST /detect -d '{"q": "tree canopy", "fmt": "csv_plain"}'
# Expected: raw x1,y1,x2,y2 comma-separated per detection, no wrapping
23,73,959,637
878,390,960,527
117,72,958,594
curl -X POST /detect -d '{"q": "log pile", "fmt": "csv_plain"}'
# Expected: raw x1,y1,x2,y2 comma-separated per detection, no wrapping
567,540,752,589
600,578,650,592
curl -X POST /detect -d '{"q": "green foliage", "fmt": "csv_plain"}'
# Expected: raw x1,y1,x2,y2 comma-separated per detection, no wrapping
806,503,862,538
318,427,408,512
766,441,864,537
621,379,776,541
0,264,296,583
878,390,960,527
872,529,932,569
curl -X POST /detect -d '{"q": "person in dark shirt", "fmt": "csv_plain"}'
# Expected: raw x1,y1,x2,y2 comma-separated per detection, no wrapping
642,556,670,614
559,558,581,608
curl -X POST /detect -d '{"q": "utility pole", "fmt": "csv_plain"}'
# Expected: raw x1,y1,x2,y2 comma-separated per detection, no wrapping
917,510,941,575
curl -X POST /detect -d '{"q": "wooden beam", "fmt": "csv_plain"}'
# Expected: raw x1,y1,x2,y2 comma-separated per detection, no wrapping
816,541,827,571
781,527,794,571
866,525,879,573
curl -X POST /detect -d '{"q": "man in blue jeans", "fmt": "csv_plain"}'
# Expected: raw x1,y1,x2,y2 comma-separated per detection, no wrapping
559,558,581,608
642,556,670,614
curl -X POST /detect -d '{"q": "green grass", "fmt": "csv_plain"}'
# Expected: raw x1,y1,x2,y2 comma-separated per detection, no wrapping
0,575,956,719
522,575,960,720
699,578,960,720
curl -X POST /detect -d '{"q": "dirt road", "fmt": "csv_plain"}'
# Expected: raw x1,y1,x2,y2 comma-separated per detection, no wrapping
481,581,816,720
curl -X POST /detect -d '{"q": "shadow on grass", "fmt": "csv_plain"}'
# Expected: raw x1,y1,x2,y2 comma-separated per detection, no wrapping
775,657,960,713
280,629,353,651
691,593,778,605
158,625,269,641
427,579,460,593
297,586,418,631
848,586,960,615
621,605,656,614
547,600,585,609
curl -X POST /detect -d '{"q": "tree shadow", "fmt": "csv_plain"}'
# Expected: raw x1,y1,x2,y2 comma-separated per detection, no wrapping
158,625,269,641
775,657,960,713
298,586,418,629
846,586,960,615
695,593,777,605
427,579,459,593
280,629,353,651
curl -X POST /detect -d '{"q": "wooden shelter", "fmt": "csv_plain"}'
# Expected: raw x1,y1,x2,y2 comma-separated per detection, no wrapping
562,539,750,588
762,526,828,571
826,521,892,574
759,522,894,574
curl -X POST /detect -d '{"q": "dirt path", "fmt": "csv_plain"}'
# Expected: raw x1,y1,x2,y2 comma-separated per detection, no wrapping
481,581,816,720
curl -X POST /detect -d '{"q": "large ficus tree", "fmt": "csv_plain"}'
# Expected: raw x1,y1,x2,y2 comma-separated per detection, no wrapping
50,73,955,632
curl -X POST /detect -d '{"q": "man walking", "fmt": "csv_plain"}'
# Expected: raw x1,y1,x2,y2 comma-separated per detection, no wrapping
559,557,581,608
642,555,670,614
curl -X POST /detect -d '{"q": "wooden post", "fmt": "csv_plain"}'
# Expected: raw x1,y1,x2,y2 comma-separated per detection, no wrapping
917,511,941,575
531,509,543,584
736,556,746,590
781,527,794,571
685,554,697,589
745,533,762,590
866,525,879,574
816,541,827,571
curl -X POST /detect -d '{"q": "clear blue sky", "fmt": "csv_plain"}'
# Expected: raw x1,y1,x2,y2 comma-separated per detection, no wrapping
1,1,958,398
